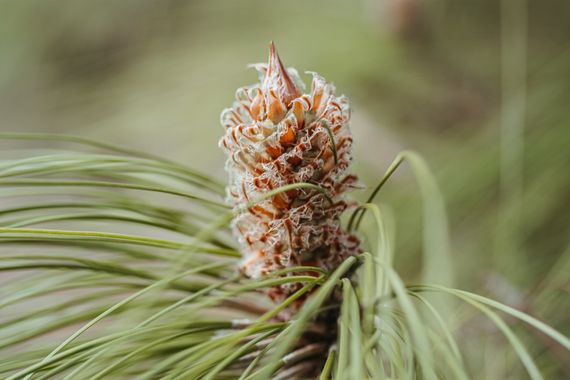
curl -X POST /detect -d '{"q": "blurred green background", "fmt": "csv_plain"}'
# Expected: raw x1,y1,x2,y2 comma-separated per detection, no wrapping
1,0,568,377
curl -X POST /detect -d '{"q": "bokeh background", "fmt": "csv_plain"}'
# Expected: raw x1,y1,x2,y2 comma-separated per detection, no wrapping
1,0,569,378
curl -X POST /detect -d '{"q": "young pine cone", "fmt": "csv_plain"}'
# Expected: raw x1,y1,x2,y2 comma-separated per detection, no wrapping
219,42,360,304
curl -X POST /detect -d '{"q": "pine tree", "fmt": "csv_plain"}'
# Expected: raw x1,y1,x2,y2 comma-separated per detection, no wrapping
0,44,567,380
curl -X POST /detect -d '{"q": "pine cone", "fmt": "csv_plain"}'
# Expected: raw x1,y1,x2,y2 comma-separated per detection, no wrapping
219,42,360,305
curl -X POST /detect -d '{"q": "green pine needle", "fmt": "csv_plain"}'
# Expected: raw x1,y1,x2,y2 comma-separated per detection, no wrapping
0,133,567,379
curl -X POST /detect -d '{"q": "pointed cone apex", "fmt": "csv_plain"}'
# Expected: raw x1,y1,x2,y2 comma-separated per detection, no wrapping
263,42,300,107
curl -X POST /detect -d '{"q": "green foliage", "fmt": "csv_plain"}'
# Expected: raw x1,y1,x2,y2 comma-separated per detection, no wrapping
0,133,567,379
